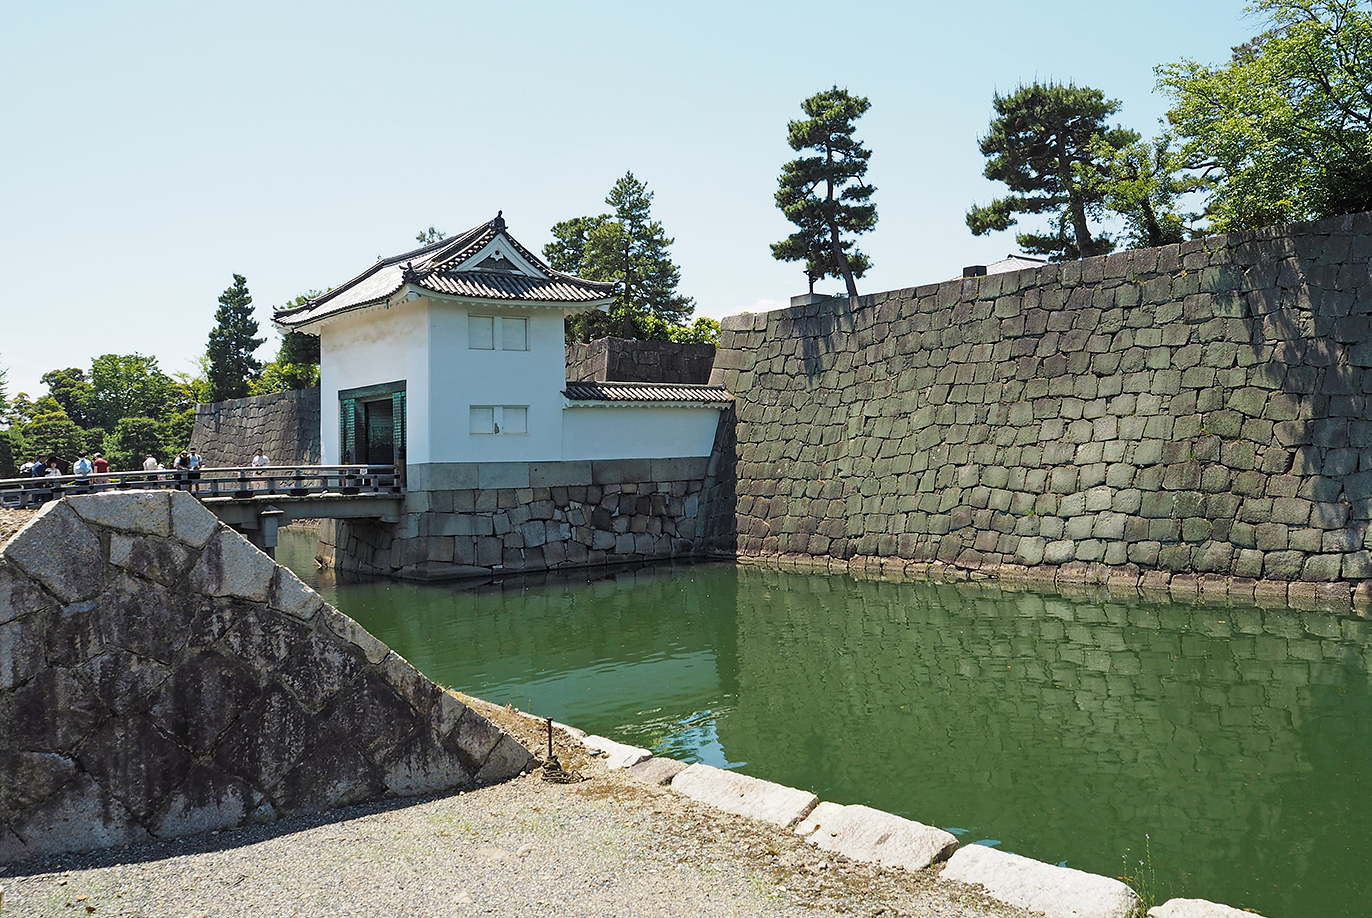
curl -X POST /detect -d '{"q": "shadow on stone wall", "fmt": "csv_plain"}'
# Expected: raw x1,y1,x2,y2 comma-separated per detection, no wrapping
0,492,531,866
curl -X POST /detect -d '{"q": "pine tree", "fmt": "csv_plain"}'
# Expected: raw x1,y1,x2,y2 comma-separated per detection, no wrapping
205,274,264,402
546,172,695,343
772,87,877,298
966,82,1135,260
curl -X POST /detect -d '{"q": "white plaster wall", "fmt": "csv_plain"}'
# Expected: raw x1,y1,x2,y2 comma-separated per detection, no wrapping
318,301,429,464
427,299,567,463
562,406,723,460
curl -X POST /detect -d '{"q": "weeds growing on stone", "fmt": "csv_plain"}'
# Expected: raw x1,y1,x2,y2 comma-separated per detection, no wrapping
1119,833,1158,917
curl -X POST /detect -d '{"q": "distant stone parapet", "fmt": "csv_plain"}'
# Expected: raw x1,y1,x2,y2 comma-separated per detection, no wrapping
189,387,322,469
566,337,716,385
0,491,531,865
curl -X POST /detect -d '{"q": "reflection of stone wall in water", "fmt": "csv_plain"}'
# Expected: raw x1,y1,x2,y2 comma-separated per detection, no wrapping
0,492,530,865
189,388,322,469
707,212,1372,600
715,567,1372,909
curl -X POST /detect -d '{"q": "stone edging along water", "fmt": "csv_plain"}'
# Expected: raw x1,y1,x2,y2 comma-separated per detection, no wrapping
539,720,1263,918
731,550,1372,616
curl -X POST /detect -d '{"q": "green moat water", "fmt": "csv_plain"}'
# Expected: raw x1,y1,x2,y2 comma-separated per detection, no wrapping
279,530,1372,918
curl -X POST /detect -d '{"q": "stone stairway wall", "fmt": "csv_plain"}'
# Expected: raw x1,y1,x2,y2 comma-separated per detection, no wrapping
0,491,531,865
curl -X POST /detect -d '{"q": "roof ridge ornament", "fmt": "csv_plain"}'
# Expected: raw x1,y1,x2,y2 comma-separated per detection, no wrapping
493,210,505,233
401,261,424,283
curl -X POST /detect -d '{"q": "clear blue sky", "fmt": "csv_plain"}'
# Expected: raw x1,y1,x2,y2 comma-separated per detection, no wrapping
1,1,1255,399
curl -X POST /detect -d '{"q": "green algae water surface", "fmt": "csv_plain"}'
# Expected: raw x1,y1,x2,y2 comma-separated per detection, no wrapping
278,530,1372,918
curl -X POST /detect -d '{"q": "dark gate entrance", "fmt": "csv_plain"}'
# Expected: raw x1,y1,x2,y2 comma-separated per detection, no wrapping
363,398,394,465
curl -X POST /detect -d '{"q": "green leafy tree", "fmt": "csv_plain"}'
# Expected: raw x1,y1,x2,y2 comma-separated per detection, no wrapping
206,274,264,402
415,226,446,244
1157,0,1372,231
546,172,696,343
669,317,721,346
0,430,16,478
967,82,1137,260
105,417,164,471
0,359,8,421
1092,133,1206,248
86,354,173,432
772,87,877,297
41,368,93,428
25,399,87,467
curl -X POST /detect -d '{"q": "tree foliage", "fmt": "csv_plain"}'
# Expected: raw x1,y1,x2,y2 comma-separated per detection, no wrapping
416,226,446,245
87,354,173,433
772,87,877,297
206,274,264,402
1157,0,1372,231
967,82,1136,260
1092,134,1206,248
546,172,696,343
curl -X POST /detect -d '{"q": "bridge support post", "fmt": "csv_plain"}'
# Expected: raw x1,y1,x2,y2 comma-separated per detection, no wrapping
249,505,286,559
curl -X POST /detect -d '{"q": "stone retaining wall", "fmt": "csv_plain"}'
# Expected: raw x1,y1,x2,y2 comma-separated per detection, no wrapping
318,457,724,580
705,211,1372,603
0,492,531,865
566,337,716,384
189,387,321,469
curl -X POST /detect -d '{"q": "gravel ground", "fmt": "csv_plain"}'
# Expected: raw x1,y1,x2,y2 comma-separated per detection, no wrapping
0,507,35,545
1,698,1032,918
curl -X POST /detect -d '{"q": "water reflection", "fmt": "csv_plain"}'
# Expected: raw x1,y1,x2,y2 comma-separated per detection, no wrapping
278,529,1372,918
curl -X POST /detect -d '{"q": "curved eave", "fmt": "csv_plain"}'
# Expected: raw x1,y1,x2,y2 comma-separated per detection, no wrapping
277,286,614,332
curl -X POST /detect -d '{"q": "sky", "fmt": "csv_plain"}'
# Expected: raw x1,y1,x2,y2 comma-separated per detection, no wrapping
0,1,1256,400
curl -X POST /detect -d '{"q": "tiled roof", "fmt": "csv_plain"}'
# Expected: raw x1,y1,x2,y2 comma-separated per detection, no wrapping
276,214,615,328
562,381,733,405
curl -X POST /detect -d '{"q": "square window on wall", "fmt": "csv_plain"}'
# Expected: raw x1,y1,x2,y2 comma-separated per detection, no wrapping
501,406,527,434
469,405,528,435
501,317,527,351
469,315,495,349
469,406,495,434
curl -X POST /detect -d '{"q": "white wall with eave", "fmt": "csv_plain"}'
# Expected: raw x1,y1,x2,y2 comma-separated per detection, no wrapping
562,405,723,460
427,298,567,463
318,302,429,464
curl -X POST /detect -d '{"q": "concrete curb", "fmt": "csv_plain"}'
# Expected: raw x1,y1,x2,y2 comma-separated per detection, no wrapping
669,763,817,829
940,843,1139,918
796,801,958,872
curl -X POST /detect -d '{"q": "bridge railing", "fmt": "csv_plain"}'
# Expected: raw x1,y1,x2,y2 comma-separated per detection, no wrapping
0,465,401,510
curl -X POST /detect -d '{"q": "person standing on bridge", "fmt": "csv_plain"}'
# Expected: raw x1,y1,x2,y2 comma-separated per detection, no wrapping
92,451,109,485
186,447,202,493
251,448,269,490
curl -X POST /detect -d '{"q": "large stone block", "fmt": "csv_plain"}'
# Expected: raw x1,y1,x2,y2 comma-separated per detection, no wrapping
795,802,956,871
940,843,1139,918
671,763,817,828
1,503,105,603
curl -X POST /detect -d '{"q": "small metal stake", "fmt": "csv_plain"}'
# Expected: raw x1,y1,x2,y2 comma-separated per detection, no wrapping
547,717,553,760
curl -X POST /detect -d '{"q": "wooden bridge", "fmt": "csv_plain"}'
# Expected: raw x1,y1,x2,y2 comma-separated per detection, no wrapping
1,465,403,555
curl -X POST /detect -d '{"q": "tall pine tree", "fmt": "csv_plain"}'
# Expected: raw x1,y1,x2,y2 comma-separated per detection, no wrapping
205,274,264,402
546,172,695,343
966,82,1135,260
772,87,877,298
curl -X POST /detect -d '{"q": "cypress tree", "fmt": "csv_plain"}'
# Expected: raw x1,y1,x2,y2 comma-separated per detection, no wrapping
205,274,264,402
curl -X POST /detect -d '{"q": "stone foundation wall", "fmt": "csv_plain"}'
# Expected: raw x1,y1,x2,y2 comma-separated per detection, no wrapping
318,457,723,580
566,337,716,384
706,211,1372,603
0,492,530,865
189,387,322,468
